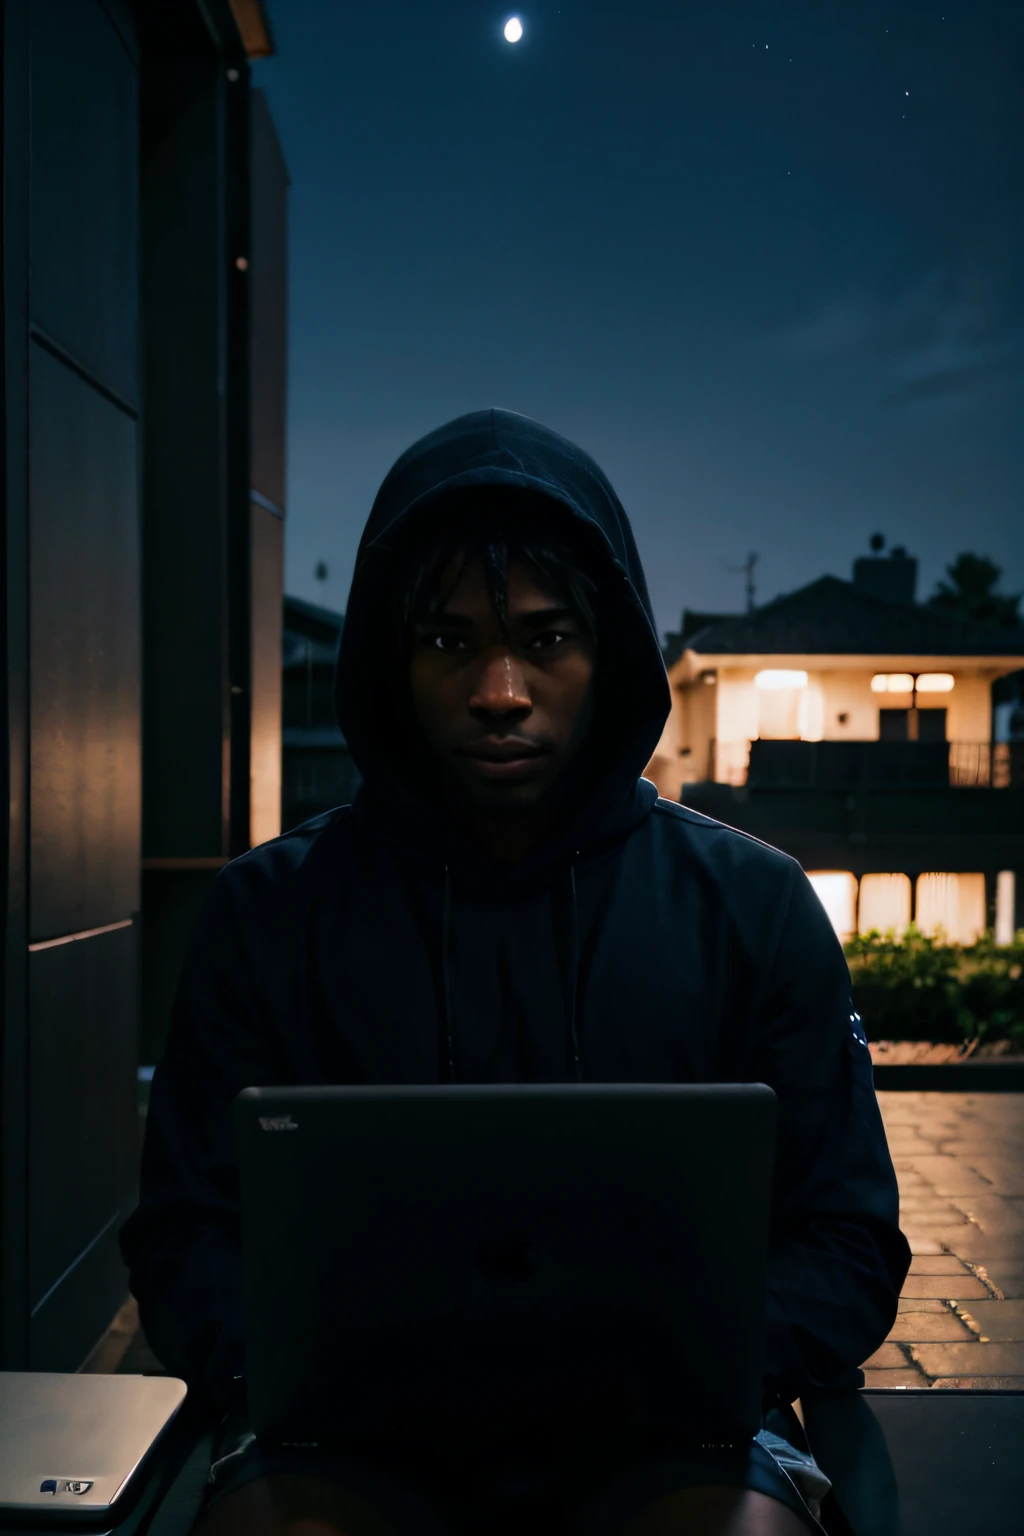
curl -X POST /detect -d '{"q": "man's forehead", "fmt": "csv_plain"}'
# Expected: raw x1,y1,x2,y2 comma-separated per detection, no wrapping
434,551,566,612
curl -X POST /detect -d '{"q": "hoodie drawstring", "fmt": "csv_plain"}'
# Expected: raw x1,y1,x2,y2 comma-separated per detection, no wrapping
567,855,582,1082
438,854,583,1084
441,865,455,1081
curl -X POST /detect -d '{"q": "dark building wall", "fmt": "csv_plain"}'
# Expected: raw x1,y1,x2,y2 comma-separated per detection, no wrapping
3,0,141,1372
2,0,286,1372
138,17,288,1068
139,17,241,864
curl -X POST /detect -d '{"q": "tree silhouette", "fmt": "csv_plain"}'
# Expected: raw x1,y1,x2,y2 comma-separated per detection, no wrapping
927,554,1021,628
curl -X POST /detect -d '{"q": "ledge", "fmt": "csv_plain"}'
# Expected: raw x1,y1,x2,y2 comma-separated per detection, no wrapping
873,1060,1024,1091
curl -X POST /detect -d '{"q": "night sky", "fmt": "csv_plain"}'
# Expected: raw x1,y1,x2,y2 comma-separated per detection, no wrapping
254,2,1022,642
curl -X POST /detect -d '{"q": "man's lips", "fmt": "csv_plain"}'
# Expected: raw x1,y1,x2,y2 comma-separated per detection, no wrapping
456,739,552,780
458,739,549,763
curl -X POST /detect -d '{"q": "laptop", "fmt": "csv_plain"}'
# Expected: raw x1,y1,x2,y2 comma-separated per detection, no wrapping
234,1084,777,1465
0,1371,186,1520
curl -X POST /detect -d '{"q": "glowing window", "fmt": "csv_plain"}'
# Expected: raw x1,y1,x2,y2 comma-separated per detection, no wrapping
871,673,915,693
916,873,985,945
797,683,824,742
755,670,808,690
858,873,911,938
996,871,1017,946
807,871,857,942
916,673,955,693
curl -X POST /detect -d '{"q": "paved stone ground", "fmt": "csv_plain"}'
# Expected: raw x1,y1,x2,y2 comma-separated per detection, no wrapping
865,1092,1024,1389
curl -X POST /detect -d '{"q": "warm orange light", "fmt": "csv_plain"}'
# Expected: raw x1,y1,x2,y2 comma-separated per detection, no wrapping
916,673,955,693
871,673,914,693
807,871,857,940
755,670,808,691
858,873,912,938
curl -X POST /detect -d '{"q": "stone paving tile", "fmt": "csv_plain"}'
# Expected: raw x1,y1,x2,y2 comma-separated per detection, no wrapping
898,1203,971,1222
898,1273,990,1299
894,1159,996,1195
900,1234,947,1255
944,1196,1024,1233
885,1311,974,1342
917,1232,1024,1260
897,1298,950,1313
945,1300,1024,1341
907,1255,974,1275
956,1159,1024,1193
862,1342,909,1369
898,1193,972,1210
981,1266,1024,1299
909,1341,1024,1375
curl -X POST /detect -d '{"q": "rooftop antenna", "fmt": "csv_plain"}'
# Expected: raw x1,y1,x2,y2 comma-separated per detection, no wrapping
722,551,758,613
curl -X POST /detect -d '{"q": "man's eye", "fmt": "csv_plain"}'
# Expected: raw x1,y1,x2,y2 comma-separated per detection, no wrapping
429,632,465,651
529,630,572,649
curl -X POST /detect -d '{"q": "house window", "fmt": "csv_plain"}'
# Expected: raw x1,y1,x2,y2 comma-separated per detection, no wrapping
996,871,1017,946
755,670,808,740
858,873,912,937
797,683,825,742
916,873,986,945
807,871,857,942
878,707,947,742
878,708,910,742
917,709,948,743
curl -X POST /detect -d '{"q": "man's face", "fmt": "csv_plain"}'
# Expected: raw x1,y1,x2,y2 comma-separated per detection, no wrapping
409,551,597,814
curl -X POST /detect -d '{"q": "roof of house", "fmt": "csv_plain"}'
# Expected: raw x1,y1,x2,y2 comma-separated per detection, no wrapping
682,576,1024,659
283,594,344,669
284,593,344,637
663,609,740,668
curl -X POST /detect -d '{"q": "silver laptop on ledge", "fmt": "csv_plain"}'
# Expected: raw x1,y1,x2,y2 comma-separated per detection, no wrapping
0,1371,186,1520
234,1083,777,1465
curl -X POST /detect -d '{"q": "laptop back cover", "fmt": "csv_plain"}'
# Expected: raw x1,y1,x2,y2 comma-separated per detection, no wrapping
236,1084,776,1457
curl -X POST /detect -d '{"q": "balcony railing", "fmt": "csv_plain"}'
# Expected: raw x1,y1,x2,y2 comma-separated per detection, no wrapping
708,739,1024,790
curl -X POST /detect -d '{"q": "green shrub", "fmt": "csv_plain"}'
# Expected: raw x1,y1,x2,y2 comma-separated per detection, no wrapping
844,926,1024,1045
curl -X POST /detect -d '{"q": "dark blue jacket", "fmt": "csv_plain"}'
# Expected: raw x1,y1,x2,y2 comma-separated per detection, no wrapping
120,408,909,1417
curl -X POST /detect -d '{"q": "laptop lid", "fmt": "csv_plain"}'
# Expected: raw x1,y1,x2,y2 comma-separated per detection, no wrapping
235,1084,777,1458
0,1372,187,1519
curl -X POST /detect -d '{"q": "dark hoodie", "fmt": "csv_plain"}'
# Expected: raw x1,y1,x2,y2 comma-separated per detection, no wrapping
119,408,909,1422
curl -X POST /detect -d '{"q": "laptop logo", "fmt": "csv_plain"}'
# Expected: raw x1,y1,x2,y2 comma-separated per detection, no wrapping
476,1229,536,1285
258,1115,298,1131
39,1480,94,1496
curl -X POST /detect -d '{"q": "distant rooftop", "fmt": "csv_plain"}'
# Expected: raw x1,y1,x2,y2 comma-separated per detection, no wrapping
283,594,344,669
663,610,738,668
681,575,1024,659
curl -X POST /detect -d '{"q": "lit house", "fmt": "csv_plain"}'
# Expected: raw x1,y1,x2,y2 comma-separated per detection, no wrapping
646,550,1024,945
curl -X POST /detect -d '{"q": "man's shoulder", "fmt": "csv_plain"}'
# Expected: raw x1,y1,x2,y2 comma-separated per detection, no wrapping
648,795,800,887
217,805,357,905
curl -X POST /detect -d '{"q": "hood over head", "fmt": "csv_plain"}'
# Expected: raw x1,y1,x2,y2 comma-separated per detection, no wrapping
335,408,670,883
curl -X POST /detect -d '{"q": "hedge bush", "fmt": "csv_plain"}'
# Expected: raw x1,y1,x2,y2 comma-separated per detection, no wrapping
844,927,1024,1045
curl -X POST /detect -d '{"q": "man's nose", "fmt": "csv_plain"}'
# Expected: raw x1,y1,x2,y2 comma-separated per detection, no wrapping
467,648,532,716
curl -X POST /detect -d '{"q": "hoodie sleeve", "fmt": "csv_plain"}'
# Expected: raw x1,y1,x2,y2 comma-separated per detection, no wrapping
752,864,911,1406
118,866,274,1414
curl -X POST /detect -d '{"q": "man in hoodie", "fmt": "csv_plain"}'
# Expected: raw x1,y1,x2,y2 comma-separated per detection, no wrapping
120,409,909,1536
